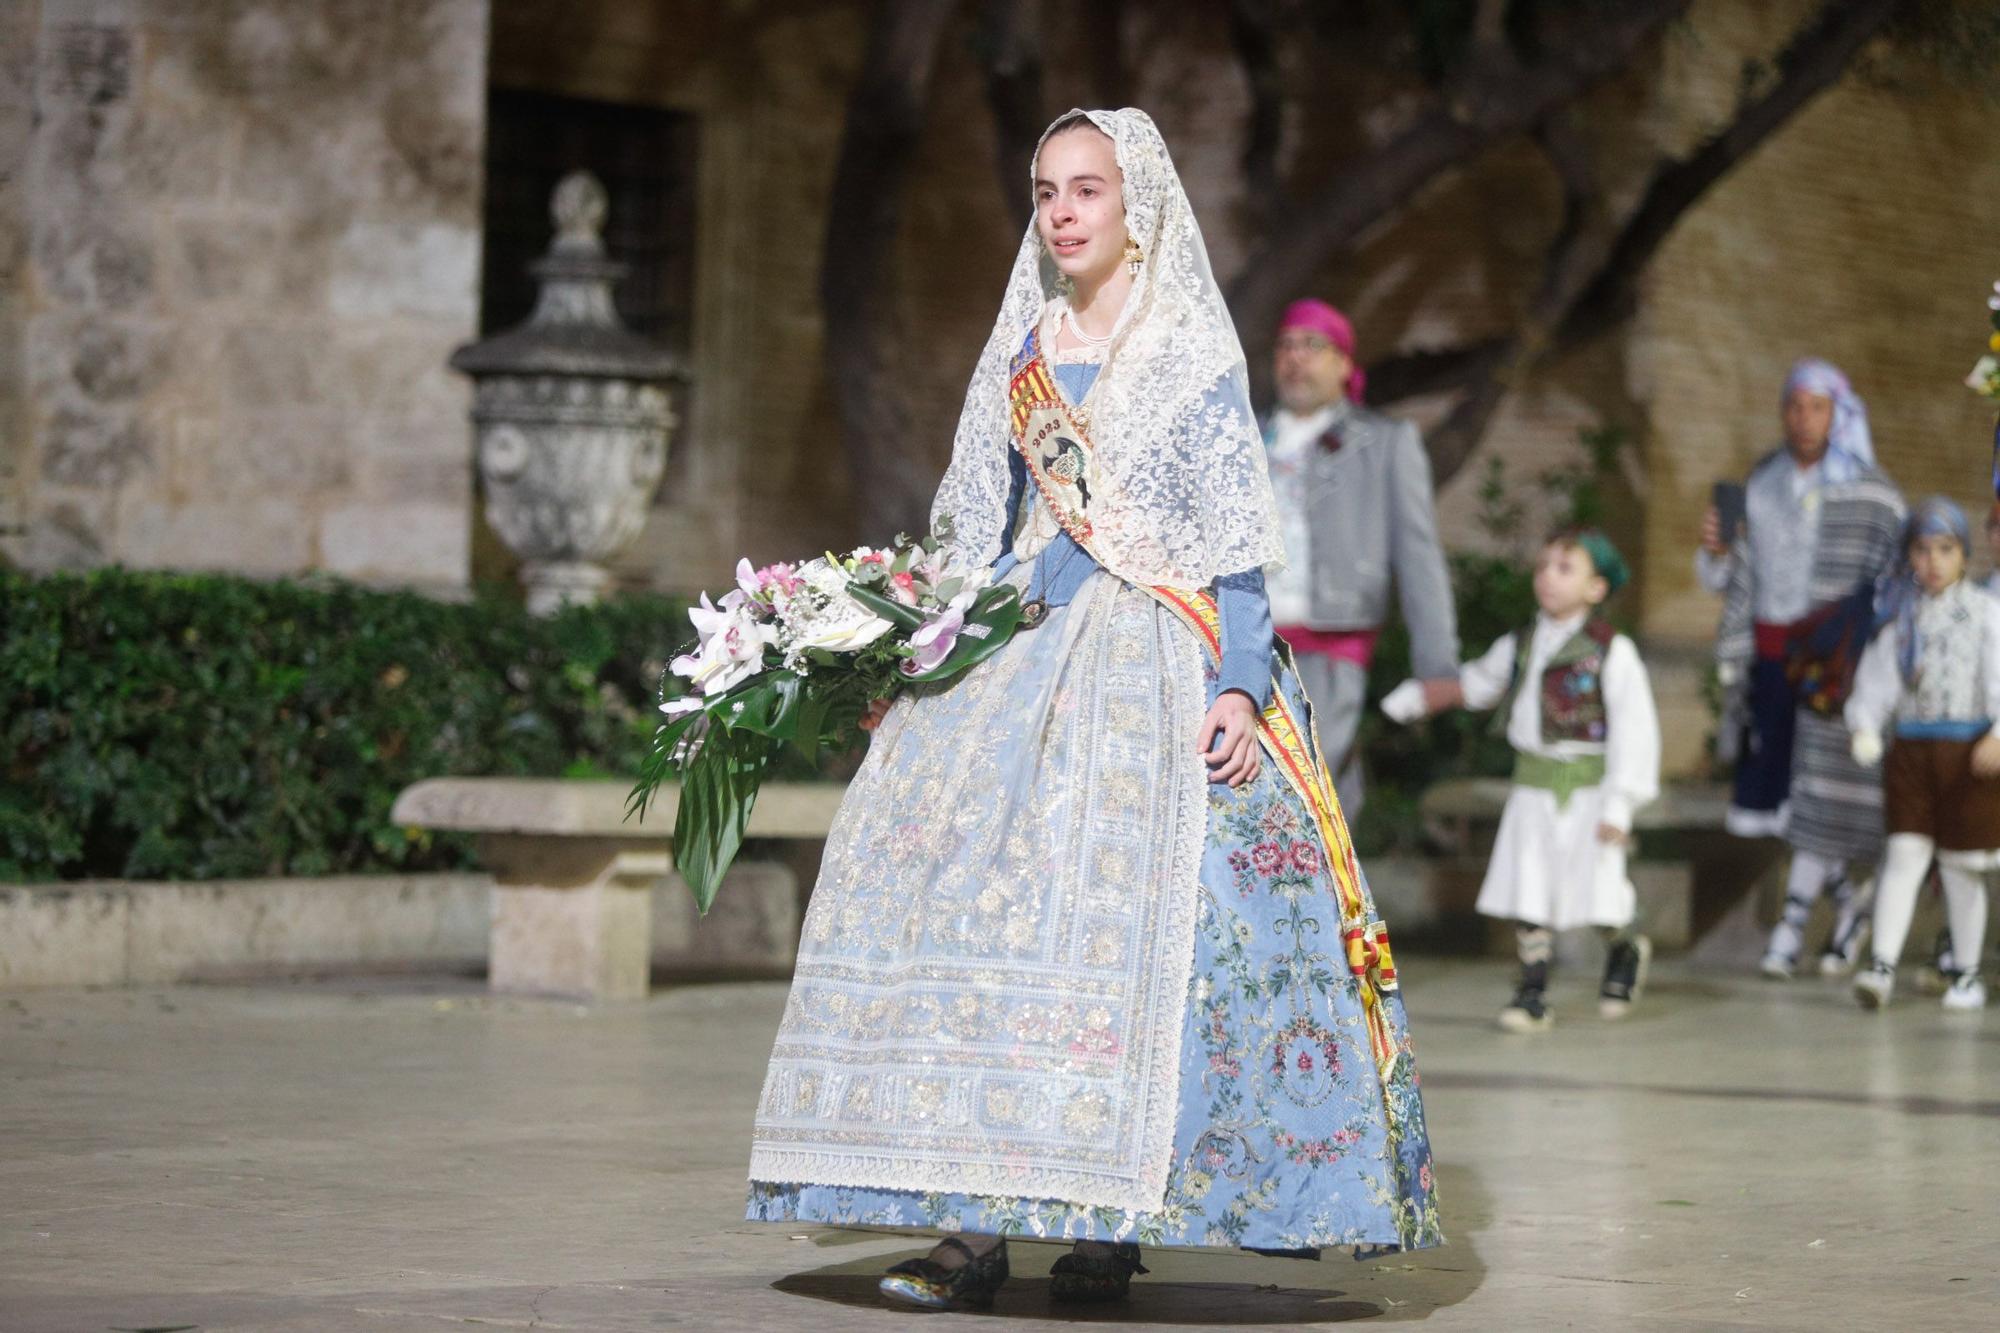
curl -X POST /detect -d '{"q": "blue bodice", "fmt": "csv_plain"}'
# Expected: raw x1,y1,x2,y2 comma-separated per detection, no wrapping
991,361,1273,706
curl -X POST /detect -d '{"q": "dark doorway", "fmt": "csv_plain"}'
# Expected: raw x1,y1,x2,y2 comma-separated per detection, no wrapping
478,87,697,353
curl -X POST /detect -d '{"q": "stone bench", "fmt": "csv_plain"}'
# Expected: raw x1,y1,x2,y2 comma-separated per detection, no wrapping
1399,778,1779,954
391,777,845,1001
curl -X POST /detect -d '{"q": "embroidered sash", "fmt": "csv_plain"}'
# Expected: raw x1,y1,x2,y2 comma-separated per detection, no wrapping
1008,334,1102,549
1008,329,1402,1081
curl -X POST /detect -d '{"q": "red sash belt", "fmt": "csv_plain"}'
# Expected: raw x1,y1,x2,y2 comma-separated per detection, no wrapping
1753,620,1797,661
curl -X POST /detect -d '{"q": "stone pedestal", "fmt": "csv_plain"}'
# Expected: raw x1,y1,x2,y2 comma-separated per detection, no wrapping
475,835,801,1000
390,777,837,1002
479,837,663,1000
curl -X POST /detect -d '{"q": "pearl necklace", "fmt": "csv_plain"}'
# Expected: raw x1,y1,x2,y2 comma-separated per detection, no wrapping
1064,303,1114,348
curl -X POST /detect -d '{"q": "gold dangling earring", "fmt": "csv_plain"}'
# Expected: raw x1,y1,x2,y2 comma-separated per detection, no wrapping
1123,236,1144,277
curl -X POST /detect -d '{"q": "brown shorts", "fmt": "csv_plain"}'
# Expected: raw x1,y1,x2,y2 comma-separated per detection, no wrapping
1883,735,2000,850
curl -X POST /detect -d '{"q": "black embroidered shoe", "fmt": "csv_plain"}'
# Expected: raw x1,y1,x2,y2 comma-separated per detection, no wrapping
878,1236,1010,1310
1598,935,1652,1019
1499,960,1553,1032
1049,1241,1148,1303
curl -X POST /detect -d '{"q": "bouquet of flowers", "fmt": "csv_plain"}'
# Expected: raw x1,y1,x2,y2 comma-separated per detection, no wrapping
1969,279,2000,405
628,520,1022,912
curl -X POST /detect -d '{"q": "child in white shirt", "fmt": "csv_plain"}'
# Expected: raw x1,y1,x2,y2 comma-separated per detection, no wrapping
1384,529,1660,1030
1846,497,1997,1010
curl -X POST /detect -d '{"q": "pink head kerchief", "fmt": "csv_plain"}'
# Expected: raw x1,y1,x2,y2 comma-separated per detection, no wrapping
1278,298,1365,402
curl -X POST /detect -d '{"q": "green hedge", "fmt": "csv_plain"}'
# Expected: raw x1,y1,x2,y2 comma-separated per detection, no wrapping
0,569,687,882
1,429,1620,881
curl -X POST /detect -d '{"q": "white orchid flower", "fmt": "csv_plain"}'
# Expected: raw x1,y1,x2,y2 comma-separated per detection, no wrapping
671,592,775,696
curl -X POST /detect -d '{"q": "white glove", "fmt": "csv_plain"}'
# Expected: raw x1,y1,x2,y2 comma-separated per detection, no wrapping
1381,679,1427,725
1717,662,1742,688
1850,728,1884,767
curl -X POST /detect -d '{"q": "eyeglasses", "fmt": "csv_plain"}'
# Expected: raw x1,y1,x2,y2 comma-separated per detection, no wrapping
1274,333,1334,355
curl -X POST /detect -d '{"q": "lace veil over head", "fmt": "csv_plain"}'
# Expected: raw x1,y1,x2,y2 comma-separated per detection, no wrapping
929,107,1284,589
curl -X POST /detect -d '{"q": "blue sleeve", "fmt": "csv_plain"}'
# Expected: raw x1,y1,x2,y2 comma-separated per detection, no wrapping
1215,567,1274,709
992,449,1027,574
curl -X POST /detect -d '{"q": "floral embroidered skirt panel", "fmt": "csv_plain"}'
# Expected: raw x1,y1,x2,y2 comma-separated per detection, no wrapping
745,570,1441,1253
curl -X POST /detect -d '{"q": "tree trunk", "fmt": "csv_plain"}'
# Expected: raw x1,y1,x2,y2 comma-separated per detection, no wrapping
822,0,960,538
975,0,1045,214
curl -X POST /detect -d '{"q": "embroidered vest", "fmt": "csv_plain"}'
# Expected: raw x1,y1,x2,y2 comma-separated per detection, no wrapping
1494,619,1616,746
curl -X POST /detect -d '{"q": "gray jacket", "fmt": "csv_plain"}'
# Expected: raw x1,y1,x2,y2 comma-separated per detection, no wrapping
1263,400,1460,680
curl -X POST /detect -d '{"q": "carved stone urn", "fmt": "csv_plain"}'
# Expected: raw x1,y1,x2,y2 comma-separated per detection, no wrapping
450,171,686,613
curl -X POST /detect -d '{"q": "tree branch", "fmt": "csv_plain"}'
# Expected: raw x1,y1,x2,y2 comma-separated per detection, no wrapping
1386,0,1903,486
1363,338,1512,404
821,0,961,537
1228,0,1692,379
1553,0,1901,353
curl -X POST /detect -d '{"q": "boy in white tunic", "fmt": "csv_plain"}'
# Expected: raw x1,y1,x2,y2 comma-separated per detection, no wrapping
1384,529,1660,1030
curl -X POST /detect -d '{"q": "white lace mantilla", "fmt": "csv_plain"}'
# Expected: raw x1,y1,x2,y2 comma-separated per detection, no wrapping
930,107,1283,590
747,572,1209,1211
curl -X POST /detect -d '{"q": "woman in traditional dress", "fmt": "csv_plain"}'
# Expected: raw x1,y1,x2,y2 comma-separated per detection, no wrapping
744,108,1439,1312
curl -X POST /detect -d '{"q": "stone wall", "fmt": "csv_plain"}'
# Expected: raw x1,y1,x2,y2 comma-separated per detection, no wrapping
0,0,488,592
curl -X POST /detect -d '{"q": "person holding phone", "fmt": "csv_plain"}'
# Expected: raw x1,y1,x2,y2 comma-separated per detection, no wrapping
1701,359,1906,979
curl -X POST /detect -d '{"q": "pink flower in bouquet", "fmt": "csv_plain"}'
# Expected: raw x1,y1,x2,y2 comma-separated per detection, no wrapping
737,557,801,601
671,592,774,696
889,570,920,606
902,589,980,676
904,606,966,675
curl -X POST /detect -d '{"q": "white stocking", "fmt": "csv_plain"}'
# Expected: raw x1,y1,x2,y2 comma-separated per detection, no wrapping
1868,834,1936,968
1766,850,1841,961
1937,861,1991,976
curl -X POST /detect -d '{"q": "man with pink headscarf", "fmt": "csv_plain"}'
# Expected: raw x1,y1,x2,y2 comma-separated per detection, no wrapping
1265,298,1458,816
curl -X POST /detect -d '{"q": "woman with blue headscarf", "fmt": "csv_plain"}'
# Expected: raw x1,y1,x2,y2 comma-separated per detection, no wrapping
1843,498,1997,1011
1704,358,1906,979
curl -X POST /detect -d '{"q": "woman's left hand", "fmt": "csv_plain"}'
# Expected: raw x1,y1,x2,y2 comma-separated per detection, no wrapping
1198,691,1261,787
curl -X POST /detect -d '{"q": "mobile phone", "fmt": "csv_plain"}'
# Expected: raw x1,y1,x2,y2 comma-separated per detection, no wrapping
1712,481,1746,543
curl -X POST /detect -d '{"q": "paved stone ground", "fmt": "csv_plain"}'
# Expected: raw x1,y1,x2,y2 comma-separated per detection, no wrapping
2,958,1995,1331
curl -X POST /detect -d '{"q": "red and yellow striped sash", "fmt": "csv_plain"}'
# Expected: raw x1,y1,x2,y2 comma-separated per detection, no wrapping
1145,585,1401,1079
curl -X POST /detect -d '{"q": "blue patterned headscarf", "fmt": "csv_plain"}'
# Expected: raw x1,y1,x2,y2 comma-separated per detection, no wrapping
1783,358,1874,483
1889,496,1972,683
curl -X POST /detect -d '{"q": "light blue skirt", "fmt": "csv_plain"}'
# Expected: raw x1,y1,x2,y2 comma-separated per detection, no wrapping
747,579,1440,1254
